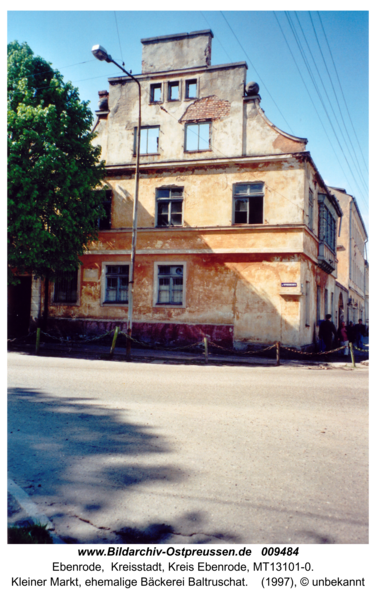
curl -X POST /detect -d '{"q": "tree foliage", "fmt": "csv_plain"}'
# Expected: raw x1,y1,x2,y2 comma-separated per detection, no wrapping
8,41,106,284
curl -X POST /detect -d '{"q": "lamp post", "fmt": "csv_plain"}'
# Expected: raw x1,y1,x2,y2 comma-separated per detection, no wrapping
92,45,141,359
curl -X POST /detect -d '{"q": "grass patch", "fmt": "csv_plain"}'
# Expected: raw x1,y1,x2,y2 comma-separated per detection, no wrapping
8,523,53,544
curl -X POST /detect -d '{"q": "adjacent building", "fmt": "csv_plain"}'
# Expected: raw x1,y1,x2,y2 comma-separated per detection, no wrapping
329,186,368,328
36,30,346,349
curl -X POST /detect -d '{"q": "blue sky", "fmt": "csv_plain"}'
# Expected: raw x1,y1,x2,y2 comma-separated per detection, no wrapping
7,10,369,231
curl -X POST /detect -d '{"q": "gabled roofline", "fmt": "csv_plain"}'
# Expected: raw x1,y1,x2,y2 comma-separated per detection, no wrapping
108,61,248,84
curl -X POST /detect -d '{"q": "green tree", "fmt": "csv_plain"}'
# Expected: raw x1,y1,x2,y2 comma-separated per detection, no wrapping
7,41,106,294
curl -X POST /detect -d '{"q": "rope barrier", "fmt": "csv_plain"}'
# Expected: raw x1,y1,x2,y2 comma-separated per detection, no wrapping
280,344,347,356
353,345,369,353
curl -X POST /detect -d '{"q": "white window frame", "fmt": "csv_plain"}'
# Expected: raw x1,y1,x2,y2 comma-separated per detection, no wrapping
153,261,187,308
52,266,81,306
101,261,130,307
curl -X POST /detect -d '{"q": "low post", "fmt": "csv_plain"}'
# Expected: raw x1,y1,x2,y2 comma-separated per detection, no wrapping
126,328,132,362
110,326,119,358
203,336,208,364
276,341,280,366
35,328,41,355
349,342,356,368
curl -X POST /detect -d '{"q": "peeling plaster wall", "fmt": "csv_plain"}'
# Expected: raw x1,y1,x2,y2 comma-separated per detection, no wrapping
141,32,213,73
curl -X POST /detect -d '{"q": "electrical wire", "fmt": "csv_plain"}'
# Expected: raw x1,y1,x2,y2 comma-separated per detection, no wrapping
220,10,295,136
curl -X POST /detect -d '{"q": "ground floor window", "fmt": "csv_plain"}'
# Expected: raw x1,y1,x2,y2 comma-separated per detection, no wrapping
156,264,184,305
54,270,78,304
104,265,129,303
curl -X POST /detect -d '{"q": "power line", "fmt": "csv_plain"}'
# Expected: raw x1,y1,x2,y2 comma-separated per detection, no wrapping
307,12,368,196
284,11,368,211
114,11,124,65
317,11,369,176
219,11,295,136
200,11,233,63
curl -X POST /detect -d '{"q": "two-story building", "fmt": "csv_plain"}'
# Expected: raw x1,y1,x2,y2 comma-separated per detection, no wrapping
329,186,368,328
40,30,342,349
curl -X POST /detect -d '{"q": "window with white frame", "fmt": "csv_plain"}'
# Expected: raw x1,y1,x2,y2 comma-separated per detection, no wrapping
54,270,79,304
134,126,159,155
156,264,184,305
233,182,264,224
156,187,183,227
104,265,129,304
185,122,210,152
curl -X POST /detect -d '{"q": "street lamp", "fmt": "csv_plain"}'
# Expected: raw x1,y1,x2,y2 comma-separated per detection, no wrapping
92,45,141,359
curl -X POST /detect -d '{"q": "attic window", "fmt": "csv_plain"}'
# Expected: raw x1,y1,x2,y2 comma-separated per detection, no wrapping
168,82,179,101
150,83,162,103
185,79,197,99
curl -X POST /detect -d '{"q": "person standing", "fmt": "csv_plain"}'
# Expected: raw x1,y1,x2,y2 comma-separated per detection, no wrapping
319,314,337,351
355,318,366,349
337,320,349,356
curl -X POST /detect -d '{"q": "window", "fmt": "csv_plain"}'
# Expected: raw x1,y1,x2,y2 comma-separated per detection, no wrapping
185,122,210,151
150,83,162,103
104,265,129,304
168,81,179,101
185,79,197,99
305,281,310,326
98,189,112,230
317,286,321,324
54,270,78,304
156,265,184,305
318,194,336,252
156,188,183,227
134,126,159,155
233,182,264,224
308,189,314,230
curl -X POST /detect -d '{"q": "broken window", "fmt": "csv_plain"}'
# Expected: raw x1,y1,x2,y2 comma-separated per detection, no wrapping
168,81,179,101
150,83,162,103
185,79,197,99
134,126,160,155
233,182,264,224
156,188,183,227
185,122,210,151
157,265,184,305
54,270,78,304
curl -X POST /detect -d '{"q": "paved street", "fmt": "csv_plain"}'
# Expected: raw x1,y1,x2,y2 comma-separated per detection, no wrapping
8,352,368,544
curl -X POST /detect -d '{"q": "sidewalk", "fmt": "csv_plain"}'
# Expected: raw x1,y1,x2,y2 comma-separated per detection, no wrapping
7,338,368,369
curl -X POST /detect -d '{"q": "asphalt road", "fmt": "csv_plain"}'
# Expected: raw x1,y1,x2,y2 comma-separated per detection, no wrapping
8,352,368,544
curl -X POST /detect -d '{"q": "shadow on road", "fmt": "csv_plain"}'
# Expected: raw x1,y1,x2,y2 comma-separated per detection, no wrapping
8,387,237,544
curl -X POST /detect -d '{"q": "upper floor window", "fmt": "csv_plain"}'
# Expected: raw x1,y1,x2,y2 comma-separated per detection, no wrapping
168,81,179,101
318,194,336,252
54,270,78,304
185,122,210,152
233,182,264,224
104,265,129,304
134,126,159,155
150,83,162,103
156,188,183,227
308,188,314,230
93,189,112,230
185,79,197,99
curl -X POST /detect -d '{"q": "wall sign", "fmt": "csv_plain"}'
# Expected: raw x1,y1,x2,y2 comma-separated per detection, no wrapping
281,282,297,287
